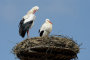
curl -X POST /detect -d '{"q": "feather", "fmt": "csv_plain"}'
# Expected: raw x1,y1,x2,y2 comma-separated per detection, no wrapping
19,18,26,37
40,31,44,37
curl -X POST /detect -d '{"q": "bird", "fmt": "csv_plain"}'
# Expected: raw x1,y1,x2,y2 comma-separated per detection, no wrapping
19,6,39,38
39,19,52,37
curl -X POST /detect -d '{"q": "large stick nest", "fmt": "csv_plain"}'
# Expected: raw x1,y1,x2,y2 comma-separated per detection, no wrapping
13,36,79,60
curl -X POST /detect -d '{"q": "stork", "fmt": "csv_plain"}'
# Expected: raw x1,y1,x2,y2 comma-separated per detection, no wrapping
19,6,39,38
39,19,52,37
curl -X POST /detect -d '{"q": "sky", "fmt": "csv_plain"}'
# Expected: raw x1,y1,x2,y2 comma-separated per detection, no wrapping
0,0,90,60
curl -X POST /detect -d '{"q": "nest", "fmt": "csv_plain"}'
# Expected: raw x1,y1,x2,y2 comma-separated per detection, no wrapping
13,36,79,60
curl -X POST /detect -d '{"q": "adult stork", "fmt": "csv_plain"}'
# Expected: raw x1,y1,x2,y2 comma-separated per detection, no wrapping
39,19,52,37
19,6,39,38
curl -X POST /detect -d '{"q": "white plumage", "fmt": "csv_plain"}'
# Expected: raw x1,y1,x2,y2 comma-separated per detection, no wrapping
39,19,52,37
24,14,36,24
19,6,39,38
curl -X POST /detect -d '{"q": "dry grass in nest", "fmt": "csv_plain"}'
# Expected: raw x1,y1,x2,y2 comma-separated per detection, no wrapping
13,35,80,60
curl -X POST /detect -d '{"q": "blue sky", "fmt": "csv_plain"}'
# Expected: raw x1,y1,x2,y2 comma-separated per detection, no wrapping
0,0,90,60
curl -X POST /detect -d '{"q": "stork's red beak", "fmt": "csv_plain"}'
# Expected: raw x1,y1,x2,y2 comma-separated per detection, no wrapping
33,10,36,14
48,20,52,24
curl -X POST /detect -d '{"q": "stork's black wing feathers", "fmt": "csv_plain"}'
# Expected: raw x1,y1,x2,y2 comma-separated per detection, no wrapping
28,20,33,24
24,20,33,30
19,29,26,37
40,30,44,37
19,19,34,38
19,18,24,26
19,18,26,38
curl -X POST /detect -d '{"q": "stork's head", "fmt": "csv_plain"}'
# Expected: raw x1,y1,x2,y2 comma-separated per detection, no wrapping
45,19,52,24
31,6,39,14
23,6,39,19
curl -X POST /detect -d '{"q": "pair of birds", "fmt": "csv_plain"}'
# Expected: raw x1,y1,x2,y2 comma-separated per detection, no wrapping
19,6,52,38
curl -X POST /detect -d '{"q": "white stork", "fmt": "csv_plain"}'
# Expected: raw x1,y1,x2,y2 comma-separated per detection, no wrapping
39,19,52,37
19,6,39,38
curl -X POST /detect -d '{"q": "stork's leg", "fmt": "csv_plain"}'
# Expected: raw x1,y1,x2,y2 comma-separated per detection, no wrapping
27,30,29,39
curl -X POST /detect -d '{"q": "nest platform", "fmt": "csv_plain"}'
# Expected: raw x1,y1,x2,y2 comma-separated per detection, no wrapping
13,36,79,60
